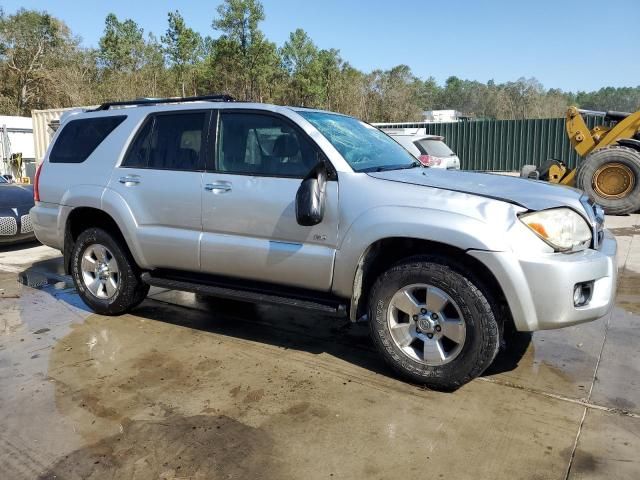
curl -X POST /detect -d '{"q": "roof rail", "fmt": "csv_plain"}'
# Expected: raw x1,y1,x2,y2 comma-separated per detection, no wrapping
91,94,235,111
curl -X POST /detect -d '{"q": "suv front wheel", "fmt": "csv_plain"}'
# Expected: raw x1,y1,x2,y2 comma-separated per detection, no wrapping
369,256,500,390
71,227,149,315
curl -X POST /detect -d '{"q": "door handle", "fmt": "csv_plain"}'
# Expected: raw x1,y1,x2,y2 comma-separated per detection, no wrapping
119,175,141,185
205,182,232,193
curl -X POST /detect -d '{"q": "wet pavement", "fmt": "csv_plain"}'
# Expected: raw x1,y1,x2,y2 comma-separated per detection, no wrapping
1,216,639,480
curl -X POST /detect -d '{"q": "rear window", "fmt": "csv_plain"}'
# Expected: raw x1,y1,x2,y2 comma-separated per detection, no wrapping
416,139,454,158
49,116,126,163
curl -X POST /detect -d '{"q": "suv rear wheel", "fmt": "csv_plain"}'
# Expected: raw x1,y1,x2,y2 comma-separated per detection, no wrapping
71,227,149,315
369,256,500,390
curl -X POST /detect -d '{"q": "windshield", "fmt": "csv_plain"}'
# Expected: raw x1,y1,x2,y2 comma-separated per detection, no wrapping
417,139,455,157
0,175,7,184
299,111,418,172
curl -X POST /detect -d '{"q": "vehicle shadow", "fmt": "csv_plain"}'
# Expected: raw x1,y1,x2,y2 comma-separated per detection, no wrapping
0,239,40,253
137,292,533,383
18,257,531,390
483,331,532,377
136,293,396,379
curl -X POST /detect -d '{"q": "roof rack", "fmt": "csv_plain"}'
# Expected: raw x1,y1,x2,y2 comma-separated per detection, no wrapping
92,94,235,111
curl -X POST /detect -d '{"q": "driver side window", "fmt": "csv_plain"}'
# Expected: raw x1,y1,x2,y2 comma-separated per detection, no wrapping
217,112,318,178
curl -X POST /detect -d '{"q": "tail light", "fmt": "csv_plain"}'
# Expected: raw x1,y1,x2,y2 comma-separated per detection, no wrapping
418,155,442,167
34,162,43,202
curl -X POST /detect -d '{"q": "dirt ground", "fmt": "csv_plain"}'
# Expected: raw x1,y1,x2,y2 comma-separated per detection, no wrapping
1,215,639,480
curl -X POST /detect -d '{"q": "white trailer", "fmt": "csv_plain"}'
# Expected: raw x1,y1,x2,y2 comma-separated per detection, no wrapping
32,107,94,168
0,115,35,182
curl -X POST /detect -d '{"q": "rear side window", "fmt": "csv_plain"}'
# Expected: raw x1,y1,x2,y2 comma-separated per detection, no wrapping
416,139,455,158
122,112,206,171
49,116,126,163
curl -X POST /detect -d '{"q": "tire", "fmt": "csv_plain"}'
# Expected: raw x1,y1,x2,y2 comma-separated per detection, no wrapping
368,256,500,391
576,146,640,215
70,227,149,315
520,164,538,179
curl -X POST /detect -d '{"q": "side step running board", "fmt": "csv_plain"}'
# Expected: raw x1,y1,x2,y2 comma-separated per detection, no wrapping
141,272,347,315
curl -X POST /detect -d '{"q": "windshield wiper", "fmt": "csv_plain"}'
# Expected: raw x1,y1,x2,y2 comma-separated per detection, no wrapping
361,162,421,173
397,161,422,170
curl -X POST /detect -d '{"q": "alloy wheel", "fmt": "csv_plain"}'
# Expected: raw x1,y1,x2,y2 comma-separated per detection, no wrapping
387,283,466,366
80,243,120,299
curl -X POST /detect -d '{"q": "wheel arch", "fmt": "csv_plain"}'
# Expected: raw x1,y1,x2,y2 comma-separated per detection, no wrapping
348,237,513,331
64,207,138,274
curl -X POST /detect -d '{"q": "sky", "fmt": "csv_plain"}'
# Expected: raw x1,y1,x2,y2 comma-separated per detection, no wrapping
2,0,639,92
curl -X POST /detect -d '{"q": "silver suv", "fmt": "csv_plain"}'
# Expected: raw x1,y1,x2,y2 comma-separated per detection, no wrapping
31,95,617,390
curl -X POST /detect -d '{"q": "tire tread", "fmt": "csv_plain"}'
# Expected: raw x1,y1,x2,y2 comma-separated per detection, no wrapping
576,145,640,215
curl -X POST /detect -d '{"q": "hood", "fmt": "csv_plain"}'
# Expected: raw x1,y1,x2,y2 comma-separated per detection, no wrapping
367,168,586,212
0,183,35,207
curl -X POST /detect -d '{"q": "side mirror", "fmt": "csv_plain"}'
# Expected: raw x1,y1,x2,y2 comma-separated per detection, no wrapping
295,164,327,226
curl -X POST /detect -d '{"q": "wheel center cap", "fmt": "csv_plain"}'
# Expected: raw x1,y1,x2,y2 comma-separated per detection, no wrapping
417,317,434,332
96,263,109,280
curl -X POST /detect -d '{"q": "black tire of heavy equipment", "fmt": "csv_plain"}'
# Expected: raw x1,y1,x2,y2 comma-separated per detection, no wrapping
575,146,640,215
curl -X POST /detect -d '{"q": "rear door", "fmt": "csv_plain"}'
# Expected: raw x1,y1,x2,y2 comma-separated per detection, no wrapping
109,110,211,271
200,110,339,291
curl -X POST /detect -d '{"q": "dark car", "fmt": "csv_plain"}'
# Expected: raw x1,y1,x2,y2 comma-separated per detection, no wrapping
0,175,36,245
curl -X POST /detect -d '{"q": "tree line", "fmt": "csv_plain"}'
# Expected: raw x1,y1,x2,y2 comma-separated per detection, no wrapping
0,0,638,122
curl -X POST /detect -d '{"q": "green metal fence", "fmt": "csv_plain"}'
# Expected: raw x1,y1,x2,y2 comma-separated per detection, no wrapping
378,116,603,171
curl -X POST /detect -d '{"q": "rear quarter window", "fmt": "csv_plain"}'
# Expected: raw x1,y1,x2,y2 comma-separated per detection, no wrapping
49,116,126,163
417,139,455,157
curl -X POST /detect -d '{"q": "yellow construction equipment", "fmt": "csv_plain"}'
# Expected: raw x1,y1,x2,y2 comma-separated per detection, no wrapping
522,106,640,215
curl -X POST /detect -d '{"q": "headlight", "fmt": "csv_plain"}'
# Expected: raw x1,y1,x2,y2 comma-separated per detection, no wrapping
519,208,592,252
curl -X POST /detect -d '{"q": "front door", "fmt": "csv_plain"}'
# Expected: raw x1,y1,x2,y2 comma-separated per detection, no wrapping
109,111,210,271
200,111,338,291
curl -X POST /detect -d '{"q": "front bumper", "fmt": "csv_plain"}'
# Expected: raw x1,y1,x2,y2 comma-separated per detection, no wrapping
469,230,617,331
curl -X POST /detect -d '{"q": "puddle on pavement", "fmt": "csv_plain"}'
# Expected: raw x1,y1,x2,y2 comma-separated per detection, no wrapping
38,310,579,480
37,414,284,480
38,312,336,478
9,251,628,405
45,307,379,444
608,225,640,237
615,269,640,314
10,257,600,403
15,255,75,293
12,262,91,313
17,270,75,291
485,326,598,399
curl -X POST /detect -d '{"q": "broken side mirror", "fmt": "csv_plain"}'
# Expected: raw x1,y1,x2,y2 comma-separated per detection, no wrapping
295,163,327,226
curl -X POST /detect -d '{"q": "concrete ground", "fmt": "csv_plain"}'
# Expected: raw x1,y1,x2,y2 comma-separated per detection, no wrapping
1,216,639,480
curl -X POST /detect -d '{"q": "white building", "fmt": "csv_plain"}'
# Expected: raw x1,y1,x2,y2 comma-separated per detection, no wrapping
422,110,468,123
372,109,471,133
0,115,35,181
